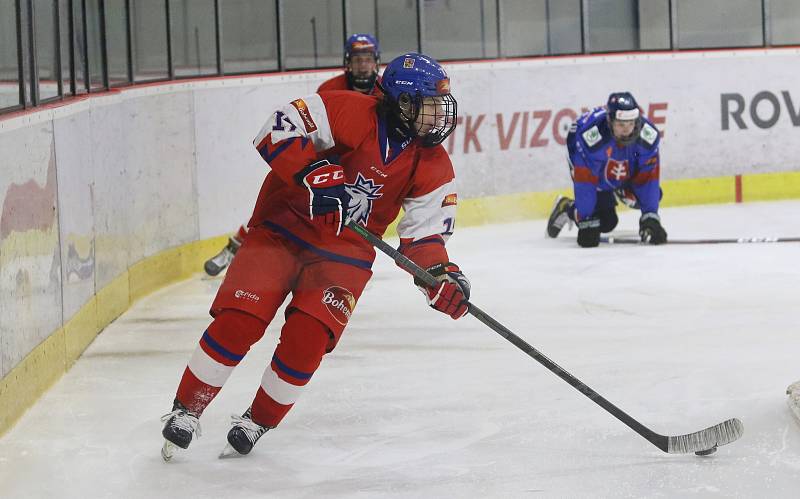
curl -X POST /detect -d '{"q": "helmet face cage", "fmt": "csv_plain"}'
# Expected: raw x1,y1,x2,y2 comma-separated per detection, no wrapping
382,53,458,147
406,93,457,147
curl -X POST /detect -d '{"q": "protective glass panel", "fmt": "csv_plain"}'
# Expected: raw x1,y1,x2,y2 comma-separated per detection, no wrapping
170,0,217,77
86,0,106,89
0,0,20,110
676,0,763,49
72,0,88,93
588,0,670,52
131,0,168,81
283,0,343,69
547,0,582,54
770,0,800,45
500,0,581,57
374,0,419,62
637,0,671,50
424,0,498,60
59,0,71,94
105,0,130,85
220,0,278,73
34,0,60,100
346,0,376,41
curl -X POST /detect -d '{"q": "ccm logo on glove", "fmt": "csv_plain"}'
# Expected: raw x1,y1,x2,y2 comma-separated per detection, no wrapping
307,167,344,186
295,160,351,236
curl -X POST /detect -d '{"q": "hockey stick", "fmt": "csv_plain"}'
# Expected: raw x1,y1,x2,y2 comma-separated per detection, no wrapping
602,235,800,245
347,219,743,455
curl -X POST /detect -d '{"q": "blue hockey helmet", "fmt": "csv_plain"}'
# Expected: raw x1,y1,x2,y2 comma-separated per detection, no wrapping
344,34,380,93
380,52,457,147
606,91,642,145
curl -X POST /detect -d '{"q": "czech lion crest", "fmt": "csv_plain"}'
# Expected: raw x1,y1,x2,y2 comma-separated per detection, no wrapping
345,173,383,225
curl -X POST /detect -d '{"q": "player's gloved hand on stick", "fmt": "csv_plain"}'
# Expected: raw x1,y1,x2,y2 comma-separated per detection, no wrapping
576,217,601,248
415,262,471,320
296,160,351,236
639,212,667,244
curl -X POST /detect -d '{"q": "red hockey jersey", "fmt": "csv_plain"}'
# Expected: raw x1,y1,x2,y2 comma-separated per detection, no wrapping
251,91,457,269
317,73,383,96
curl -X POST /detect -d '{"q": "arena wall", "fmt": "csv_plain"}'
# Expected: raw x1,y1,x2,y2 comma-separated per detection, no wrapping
2,48,799,435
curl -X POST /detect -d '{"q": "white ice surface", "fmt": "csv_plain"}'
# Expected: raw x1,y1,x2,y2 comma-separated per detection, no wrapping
2,201,800,498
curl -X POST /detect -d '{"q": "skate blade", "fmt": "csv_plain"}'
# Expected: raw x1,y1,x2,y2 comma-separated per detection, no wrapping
218,443,245,459
161,440,178,462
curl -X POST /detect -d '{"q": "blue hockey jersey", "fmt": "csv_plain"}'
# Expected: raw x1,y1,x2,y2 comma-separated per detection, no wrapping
566,107,661,221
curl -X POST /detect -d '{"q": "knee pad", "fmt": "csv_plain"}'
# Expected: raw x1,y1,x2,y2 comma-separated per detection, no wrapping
274,311,332,375
206,309,268,358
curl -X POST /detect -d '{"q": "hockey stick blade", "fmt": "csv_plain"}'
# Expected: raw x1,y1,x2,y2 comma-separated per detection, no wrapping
346,220,744,455
602,235,800,245
665,418,743,454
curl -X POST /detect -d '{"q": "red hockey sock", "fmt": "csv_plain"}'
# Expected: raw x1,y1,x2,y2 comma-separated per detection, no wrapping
250,310,331,427
176,309,267,414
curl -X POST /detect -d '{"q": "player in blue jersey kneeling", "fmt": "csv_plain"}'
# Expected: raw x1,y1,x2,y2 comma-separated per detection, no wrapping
547,92,667,247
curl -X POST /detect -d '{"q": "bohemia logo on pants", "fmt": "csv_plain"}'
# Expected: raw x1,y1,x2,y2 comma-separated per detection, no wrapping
322,286,355,325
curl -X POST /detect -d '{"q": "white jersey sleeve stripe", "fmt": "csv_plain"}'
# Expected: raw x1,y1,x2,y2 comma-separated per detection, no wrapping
397,180,457,243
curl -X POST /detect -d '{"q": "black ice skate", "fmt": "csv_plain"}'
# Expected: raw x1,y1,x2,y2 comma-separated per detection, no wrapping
160,399,201,462
219,407,273,458
204,236,242,276
546,195,574,238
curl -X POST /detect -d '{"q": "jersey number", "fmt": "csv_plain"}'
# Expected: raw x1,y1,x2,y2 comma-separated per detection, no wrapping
443,217,455,235
272,111,297,132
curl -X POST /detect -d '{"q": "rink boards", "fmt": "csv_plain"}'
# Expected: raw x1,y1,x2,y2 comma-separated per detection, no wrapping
2,48,800,436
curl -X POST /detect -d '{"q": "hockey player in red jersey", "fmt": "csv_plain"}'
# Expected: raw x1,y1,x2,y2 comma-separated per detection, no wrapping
161,52,468,460
318,33,382,95
204,33,382,277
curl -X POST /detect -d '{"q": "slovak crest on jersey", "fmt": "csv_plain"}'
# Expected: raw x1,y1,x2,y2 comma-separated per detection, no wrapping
345,173,384,225
605,158,630,182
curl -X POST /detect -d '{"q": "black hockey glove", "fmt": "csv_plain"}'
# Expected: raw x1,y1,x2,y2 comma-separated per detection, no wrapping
576,217,601,248
415,262,471,320
295,160,351,236
639,212,667,244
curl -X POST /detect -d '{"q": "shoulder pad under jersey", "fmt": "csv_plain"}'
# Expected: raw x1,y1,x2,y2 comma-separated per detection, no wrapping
639,122,659,147
581,125,603,147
